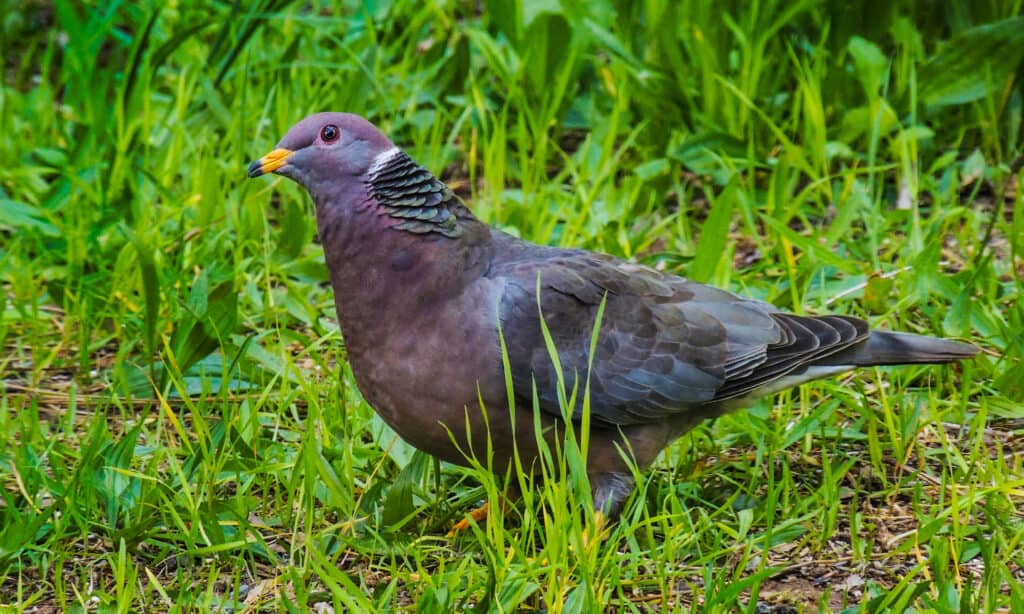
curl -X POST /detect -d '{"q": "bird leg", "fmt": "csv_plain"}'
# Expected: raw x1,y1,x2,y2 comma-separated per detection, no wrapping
447,495,509,537
580,472,634,546
446,502,490,537
591,472,635,520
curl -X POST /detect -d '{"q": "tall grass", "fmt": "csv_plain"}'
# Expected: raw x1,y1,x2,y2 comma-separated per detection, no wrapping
1,0,1022,610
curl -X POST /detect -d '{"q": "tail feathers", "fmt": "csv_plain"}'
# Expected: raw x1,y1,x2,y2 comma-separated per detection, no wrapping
816,330,979,367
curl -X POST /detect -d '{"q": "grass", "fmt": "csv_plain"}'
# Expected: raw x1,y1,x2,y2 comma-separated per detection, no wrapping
1,0,1023,611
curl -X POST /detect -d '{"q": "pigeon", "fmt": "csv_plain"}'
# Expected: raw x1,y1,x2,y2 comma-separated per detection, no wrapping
247,112,978,523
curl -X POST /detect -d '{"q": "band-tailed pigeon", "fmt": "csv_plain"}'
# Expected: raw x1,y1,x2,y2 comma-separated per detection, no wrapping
247,112,978,524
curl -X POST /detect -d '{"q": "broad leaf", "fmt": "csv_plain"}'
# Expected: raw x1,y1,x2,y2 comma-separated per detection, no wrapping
919,16,1024,106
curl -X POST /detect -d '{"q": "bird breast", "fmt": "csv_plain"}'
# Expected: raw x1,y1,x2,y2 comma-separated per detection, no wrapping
340,276,514,464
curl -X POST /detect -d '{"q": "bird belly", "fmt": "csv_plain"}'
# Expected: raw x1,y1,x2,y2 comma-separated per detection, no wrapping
341,283,541,468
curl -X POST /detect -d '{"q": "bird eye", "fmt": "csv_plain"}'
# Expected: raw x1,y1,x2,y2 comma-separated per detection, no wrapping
320,124,340,143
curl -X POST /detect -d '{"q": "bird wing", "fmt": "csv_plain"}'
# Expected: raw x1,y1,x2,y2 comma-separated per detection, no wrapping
494,249,868,426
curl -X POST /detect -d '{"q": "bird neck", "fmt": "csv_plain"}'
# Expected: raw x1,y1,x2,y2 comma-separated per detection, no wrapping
363,147,469,238
313,167,492,354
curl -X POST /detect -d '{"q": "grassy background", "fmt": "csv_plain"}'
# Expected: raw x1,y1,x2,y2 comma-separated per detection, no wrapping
2,0,1023,611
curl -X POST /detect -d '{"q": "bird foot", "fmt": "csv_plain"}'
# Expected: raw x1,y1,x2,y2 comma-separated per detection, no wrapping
581,510,609,549
446,501,490,537
522,511,609,565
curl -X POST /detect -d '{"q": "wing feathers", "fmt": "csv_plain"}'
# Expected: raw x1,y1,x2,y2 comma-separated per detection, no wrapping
495,248,958,428
715,313,868,400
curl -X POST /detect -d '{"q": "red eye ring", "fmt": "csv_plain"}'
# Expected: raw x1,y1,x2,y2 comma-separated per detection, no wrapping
320,124,340,143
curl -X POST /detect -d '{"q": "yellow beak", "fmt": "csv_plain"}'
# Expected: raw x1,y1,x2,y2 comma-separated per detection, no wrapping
247,148,294,178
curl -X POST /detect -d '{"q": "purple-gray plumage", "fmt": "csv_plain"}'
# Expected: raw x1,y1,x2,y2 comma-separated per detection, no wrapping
247,112,979,521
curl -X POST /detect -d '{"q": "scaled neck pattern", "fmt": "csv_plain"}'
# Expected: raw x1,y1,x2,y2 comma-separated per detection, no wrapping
365,148,464,238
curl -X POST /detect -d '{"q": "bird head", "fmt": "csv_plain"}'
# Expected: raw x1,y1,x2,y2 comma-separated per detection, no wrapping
247,112,395,192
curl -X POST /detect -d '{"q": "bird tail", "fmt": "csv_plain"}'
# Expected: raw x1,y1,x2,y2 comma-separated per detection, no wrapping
816,331,979,367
